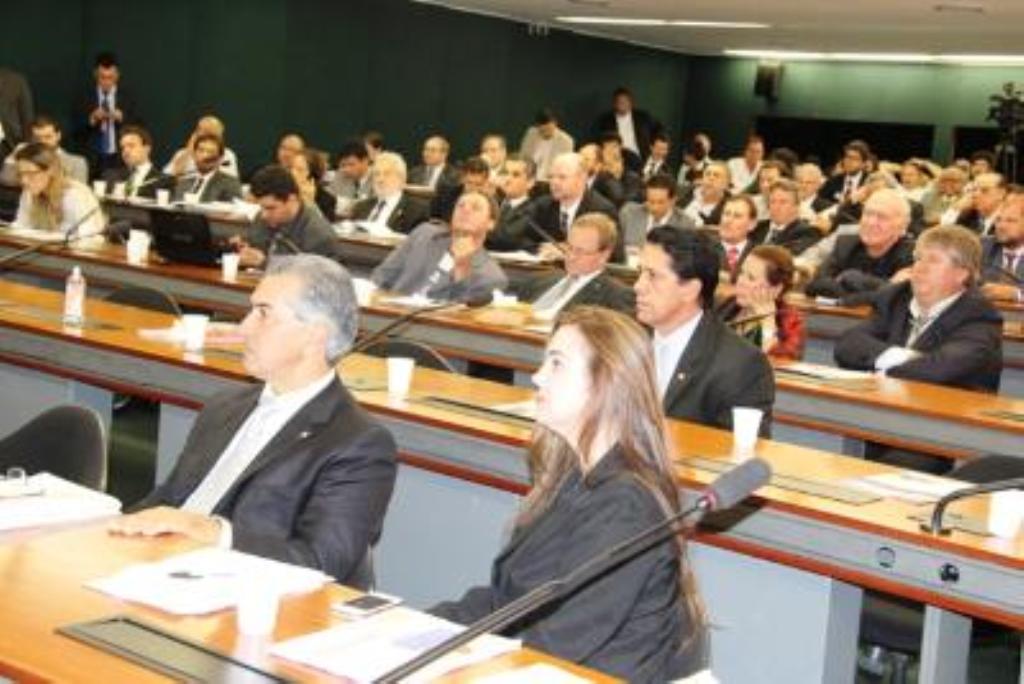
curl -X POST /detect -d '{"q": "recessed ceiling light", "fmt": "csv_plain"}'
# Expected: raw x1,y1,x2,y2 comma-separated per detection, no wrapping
725,49,1024,66
558,16,770,29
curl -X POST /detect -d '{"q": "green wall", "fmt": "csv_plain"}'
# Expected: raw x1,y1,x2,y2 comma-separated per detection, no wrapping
682,56,1018,163
0,0,689,176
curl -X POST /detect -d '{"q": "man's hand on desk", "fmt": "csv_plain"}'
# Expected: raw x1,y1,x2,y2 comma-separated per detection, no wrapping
108,506,222,545
229,235,265,268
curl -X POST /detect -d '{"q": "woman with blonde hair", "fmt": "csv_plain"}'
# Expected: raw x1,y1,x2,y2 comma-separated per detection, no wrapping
13,142,104,241
431,306,707,681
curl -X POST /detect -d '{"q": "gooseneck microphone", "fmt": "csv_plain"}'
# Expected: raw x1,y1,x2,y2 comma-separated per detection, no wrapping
925,477,1024,535
373,458,772,684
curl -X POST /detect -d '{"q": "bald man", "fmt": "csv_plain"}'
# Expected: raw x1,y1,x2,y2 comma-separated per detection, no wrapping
530,151,618,254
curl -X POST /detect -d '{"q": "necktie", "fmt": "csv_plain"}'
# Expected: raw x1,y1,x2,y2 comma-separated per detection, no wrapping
125,170,137,197
726,246,740,273
191,174,204,195
906,312,932,347
1005,251,1019,275
644,159,657,179
533,275,578,312
558,210,569,237
100,93,114,154
369,199,386,222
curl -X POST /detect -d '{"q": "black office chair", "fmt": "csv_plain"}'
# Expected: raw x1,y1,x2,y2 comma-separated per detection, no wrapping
358,338,458,374
0,405,108,491
858,454,1024,683
102,285,182,316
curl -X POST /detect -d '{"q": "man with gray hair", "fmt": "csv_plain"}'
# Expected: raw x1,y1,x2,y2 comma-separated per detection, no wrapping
350,151,430,234
111,255,397,588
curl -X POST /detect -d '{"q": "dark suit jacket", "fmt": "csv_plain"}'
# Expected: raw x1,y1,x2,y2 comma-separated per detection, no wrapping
591,109,664,167
431,447,703,682
173,171,243,203
956,208,996,236
407,163,459,189
134,378,397,588
351,193,431,235
805,234,915,305
530,190,620,257
754,218,822,255
713,240,756,283
834,282,1003,392
74,84,138,162
485,198,540,252
100,165,174,199
592,170,643,208
0,68,33,157
980,237,1024,285
817,172,866,204
514,270,635,315
662,313,775,434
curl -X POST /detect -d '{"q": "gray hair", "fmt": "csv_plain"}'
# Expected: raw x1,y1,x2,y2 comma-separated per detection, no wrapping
266,254,358,363
374,151,407,183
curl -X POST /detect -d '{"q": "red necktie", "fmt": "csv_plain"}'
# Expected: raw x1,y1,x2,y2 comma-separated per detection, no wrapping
727,246,739,272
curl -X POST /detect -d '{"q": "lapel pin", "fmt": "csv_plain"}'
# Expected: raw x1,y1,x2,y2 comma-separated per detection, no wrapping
298,430,312,440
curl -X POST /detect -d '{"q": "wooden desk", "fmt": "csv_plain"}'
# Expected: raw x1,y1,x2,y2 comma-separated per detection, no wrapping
0,524,615,683
0,279,1020,683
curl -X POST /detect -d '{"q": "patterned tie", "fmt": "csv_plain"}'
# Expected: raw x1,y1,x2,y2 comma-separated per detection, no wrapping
726,246,740,273
558,210,569,237
906,313,932,347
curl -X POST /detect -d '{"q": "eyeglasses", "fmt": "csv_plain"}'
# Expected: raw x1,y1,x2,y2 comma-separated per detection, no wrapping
565,245,605,257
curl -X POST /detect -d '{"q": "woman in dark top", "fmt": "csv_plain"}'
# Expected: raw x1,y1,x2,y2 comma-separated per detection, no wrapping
718,244,806,360
431,306,707,682
290,147,337,221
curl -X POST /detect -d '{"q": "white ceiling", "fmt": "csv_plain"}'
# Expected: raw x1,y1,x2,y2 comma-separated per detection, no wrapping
416,0,1024,56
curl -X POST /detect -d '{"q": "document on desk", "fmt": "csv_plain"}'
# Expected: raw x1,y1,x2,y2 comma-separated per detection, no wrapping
86,547,328,615
271,607,520,683
0,473,121,531
843,471,970,504
0,225,67,243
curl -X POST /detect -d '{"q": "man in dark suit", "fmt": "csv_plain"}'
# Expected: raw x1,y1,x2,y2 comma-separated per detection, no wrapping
100,125,173,199
110,255,397,587
530,152,618,256
980,191,1024,303
955,172,1007,236
430,156,494,222
407,134,459,190
76,52,137,178
237,165,341,268
806,189,915,305
0,67,33,159
716,195,760,284
172,133,242,203
485,154,541,252
515,213,634,317
591,87,663,172
634,226,775,434
349,151,430,234
754,179,822,256
817,139,871,205
835,225,1002,392
641,132,674,181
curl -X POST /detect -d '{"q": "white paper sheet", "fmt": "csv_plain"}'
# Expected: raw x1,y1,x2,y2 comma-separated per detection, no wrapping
844,471,970,504
0,473,121,531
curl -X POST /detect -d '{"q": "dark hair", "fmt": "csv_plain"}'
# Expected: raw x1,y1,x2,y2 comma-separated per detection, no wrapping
645,173,677,198
612,86,633,99
970,150,997,168
459,156,490,177
119,124,152,148
337,139,369,161
534,107,558,126
192,132,224,156
363,130,385,151
759,159,789,179
745,134,764,148
249,165,299,200
725,194,758,220
844,139,871,161
300,148,327,182
651,131,670,146
645,226,720,309
505,153,536,180
748,245,795,296
598,131,623,146
768,147,798,175
95,51,118,68
31,115,61,133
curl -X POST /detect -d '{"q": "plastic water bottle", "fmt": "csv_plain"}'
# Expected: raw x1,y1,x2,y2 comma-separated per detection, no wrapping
63,266,86,326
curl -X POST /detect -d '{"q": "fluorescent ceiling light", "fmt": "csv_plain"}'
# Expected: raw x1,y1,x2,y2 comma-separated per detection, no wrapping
725,49,1024,65
558,16,769,29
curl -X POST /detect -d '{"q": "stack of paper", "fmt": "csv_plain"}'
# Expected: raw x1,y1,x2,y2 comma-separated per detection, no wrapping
0,472,121,531
271,607,520,683
844,471,969,505
86,547,329,615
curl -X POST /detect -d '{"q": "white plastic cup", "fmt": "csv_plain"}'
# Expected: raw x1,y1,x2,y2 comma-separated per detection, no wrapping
352,278,377,307
988,491,1024,539
626,246,641,269
236,587,280,637
112,182,127,200
92,180,107,197
156,189,171,206
387,357,415,399
222,252,240,282
180,314,209,352
732,407,764,454
126,230,150,265
183,192,201,205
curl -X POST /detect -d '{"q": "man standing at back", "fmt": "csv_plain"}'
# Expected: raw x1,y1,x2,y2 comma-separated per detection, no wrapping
78,52,136,178
591,87,663,172
111,255,397,587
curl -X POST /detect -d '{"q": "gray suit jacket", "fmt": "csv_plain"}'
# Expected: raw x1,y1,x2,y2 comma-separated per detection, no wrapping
618,202,696,247
514,270,635,315
173,170,243,203
981,236,1024,286
246,203,341,262
408,163,459,189
134,377,397,588
371,221,508,302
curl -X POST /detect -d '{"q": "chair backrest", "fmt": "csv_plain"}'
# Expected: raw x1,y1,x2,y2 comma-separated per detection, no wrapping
0,405,108,491
103,286,182,316
950,454,1024,484
359,338,458,374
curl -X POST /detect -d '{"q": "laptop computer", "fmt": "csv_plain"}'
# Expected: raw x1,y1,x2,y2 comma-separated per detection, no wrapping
149,209,222,266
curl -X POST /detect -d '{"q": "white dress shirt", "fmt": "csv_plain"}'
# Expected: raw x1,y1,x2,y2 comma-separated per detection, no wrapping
727,157,760,193
367,193,401,225
653,311,703,398
127,162,152,197
616,111,639,154
532,270,600,317
874,291,963,372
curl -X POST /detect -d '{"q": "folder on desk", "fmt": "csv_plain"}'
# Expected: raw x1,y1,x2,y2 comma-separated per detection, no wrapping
0,472,121,531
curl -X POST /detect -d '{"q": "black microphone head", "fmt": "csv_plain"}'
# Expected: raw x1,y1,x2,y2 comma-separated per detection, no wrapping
701,458,772,512
106,220,133,243
464,291,494,308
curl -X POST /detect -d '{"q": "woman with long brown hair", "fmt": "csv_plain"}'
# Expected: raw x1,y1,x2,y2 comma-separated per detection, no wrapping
431,306,707,681
13,142,104,241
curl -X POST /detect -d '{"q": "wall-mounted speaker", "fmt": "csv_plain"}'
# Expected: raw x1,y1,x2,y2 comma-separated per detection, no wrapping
754,62,783,101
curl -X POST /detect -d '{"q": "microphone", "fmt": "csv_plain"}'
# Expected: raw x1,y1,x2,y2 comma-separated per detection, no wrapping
923,477,1024,535
373,458,771,684
525,215,569,256
348,291,493,357
0,203,104,270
